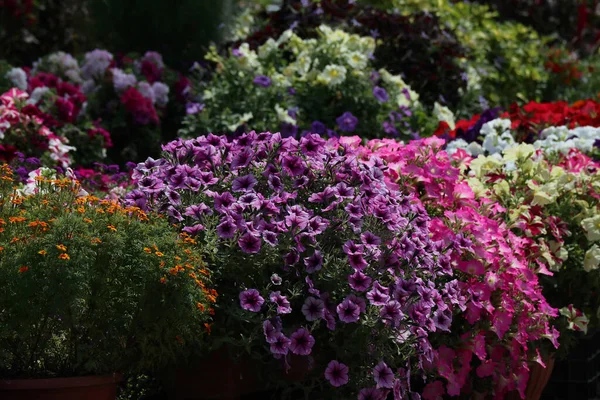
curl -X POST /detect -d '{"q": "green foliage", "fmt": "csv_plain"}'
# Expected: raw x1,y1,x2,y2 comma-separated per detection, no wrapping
0,166,213,378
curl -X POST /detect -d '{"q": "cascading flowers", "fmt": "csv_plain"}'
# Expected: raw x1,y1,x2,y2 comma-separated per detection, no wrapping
127,132,463,398
465,144,600,356
357,137,558,399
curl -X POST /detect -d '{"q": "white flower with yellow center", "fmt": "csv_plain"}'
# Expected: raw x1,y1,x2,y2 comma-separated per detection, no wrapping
317,64,347,86
584,244,600,272
582,215,600,242
346,52,368,70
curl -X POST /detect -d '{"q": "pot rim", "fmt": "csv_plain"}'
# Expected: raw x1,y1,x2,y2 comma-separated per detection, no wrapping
0,373,123,390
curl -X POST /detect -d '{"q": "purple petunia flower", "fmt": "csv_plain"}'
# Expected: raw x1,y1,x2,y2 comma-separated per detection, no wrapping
304,250,323,273
337,298,361,323
238,232,261,253
182,224,204,236
348,270,372,292
380,300,403,326
433,308,452,332
239,289,264,312
253,75,272,87
358,387,386,400
289,328,315,356
373,86,389,103
373,361,395,389
216,218,236,239
263,319,279,343
270,273,282,286
270,291,292,314
302,297,325,321
232,174,258,192
336,112,359,132
325,360,349,387
367,282,390,306
310,120,326,135
270,332,291,355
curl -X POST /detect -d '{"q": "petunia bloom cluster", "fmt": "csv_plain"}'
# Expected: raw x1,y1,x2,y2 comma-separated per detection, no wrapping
128,132,463,398
358,137,558,399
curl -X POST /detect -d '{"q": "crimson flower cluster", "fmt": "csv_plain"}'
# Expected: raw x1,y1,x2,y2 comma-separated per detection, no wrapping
127,132,463,398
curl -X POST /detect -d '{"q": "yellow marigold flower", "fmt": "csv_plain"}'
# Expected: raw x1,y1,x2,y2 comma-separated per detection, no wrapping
59,253,70,260
56,244,67,252
38,250,47,255
107,225,117,232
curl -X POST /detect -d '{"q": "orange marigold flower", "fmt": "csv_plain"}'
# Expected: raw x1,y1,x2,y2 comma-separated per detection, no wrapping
196,303,205,312
207,295,217,303
59,253,70,260
174,256,181,261
169,267,178,276
144,247,152,254
91,238,102,244
175,335,183,344
159,261,166,268
38,250,47,255
76,207,85,213
83,218,93,224
204,323,212,335
107,225,117,232
9,216,27,223
19,266,29,273
155,251,164,257
160,277,167,284
0,246,4,253
209,308,215,316
56,244,67,252
11,237,20,244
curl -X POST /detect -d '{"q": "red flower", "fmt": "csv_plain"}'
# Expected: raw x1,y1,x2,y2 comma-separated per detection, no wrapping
434,121,453,138
120,87,159,125
140,60,163,83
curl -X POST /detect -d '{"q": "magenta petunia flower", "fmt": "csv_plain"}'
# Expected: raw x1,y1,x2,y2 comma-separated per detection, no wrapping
373,361,394,389
269,291,292,314
337,298,361,323
239,289,264,312
301,296,325,321
289,328,315,356
269,332,291,355
325,360,349,387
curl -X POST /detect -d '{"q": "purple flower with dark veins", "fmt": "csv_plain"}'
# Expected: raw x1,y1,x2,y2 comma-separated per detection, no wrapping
380,301,403,326
304,250,323,273
289,328,315,356
325,360,349,387
373,361,394,389
239,289,264,312
232,174,258,192
302,297,325,321
270,332,291,355
337,298,361,323
348,270,372,292
253,75,272,87
263,319,279,343
373,86,389,103
270,291,292,314
216,218,236,238
238,232,261,253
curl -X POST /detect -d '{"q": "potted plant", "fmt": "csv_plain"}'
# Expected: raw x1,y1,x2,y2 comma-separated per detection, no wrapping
128,132,463,399
359,137,557,399
461,142,600,398
0,164,214,400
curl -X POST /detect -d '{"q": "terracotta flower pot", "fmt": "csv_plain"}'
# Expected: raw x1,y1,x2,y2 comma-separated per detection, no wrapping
0,374,122,400
165,347,262,400
506,356,556,400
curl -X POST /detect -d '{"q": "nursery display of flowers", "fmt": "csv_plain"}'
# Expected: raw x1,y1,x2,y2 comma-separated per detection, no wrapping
2,0,600,399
